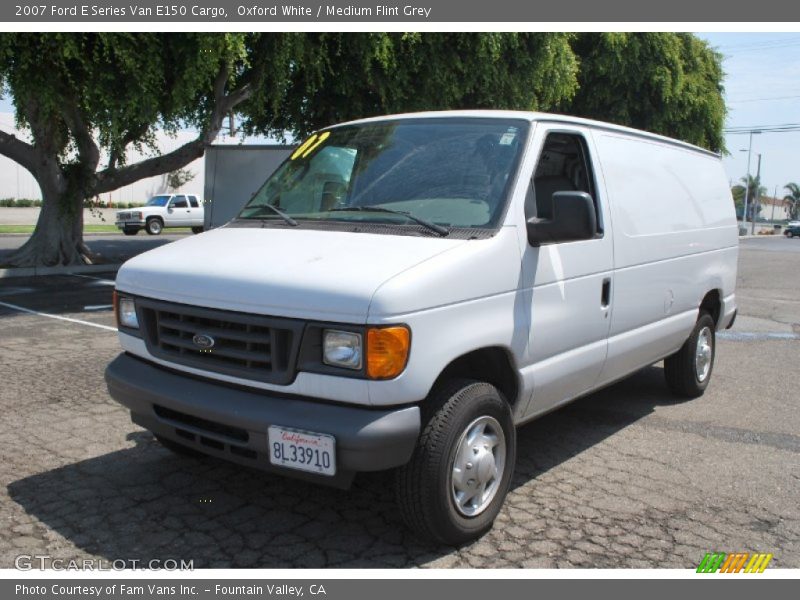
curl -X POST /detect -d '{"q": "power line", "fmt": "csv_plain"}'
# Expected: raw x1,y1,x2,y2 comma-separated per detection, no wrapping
725,123,800,134
716,35,800,50
728,94,800,104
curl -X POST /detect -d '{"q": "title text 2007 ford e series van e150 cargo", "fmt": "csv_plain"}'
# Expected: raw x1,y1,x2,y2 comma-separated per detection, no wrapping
105,111,738,544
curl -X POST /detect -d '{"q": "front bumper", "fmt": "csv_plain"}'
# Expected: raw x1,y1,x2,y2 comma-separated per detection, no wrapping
105,353,421,488
116,220,145,229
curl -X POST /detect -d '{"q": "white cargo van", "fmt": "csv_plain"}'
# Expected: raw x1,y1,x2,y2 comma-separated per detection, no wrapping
106,111,738,544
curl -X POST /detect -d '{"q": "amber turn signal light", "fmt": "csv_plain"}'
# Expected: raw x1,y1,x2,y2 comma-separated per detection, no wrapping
366,326,410,380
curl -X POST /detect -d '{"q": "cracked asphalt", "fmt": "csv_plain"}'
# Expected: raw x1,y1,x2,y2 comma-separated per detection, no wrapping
0,237,798,569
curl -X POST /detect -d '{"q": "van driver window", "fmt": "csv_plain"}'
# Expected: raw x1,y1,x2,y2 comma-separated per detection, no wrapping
527,132,599,232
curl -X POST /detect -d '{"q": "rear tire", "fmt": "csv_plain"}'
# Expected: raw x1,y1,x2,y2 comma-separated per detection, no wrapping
145,218,163,235
664,312,716,398
154,434,206,458
395,379,515,545
191,226,204,234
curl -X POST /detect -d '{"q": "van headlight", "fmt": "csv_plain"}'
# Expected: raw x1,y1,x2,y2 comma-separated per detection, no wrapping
114,292,139,329
322,330,362,369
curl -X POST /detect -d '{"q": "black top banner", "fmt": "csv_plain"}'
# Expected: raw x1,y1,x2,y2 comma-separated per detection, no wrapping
4,0,800,22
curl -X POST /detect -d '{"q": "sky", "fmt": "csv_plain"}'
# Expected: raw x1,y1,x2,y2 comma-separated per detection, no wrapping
697,32,800,200
0,32,799,204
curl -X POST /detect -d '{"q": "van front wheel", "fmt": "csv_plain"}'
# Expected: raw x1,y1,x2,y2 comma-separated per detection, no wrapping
395,380,515,545
664,312,716,398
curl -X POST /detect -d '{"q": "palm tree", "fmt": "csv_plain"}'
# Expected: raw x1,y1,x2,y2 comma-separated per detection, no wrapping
784,183,800,221
731,175,766,220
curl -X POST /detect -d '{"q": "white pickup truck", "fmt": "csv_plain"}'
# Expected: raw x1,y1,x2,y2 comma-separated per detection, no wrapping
115,194,204,235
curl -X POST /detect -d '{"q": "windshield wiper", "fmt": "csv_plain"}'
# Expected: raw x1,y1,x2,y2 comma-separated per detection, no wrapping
244,204,298,227
329,206,449,237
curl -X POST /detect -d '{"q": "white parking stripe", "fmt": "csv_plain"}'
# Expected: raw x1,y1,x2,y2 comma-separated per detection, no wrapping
84,304,114,311
0,300,117,332
69,273,116,285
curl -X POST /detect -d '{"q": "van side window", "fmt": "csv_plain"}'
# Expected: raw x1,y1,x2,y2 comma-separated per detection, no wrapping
188,196,199,208
526,132,601,233
171,195,188,208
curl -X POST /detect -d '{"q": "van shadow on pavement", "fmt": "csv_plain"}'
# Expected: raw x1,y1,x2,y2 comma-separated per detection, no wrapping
7,366,681,568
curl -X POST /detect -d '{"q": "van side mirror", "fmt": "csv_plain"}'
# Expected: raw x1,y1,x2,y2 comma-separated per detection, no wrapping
526,191,597,246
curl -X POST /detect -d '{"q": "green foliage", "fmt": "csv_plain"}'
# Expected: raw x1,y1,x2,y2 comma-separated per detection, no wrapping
165,168,196,191
0,33,282,165
732,175,766,219
244,33,579,138
784,183,800,220
566,33,726,152
0,198,42,207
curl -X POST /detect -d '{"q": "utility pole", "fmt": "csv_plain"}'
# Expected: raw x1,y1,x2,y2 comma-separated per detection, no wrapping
771,185,778,222
751,153,762,235
741,130,761,235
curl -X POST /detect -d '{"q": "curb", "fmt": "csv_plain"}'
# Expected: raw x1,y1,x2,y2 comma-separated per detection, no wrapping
0,231,128,237
0,231,192,237
0,263,121,279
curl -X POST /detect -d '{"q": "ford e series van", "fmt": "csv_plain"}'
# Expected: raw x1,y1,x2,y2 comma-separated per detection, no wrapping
106,111,738,544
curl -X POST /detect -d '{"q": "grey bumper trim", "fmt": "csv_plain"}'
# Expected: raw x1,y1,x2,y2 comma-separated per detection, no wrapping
105,353,421,483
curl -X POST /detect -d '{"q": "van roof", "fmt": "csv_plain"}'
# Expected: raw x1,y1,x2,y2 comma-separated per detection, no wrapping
331,110,719,158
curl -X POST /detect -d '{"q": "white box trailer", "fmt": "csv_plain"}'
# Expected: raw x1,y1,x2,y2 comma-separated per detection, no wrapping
203,144,293,229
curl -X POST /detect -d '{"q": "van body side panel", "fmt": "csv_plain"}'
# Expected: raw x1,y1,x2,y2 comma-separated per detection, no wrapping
594,132,738,383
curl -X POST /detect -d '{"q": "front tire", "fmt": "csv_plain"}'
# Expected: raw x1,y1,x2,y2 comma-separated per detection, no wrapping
664,312,716,398
145,218,163,235
395,380,515,545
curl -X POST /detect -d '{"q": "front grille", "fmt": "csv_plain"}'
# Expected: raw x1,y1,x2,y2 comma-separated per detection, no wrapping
118,212,131,220
137,298,303,385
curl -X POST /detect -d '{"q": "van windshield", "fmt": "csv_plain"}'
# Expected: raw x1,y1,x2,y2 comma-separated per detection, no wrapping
239,118,529,231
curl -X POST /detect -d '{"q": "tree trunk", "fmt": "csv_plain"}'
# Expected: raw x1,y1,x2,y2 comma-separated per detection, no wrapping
4,178,89,268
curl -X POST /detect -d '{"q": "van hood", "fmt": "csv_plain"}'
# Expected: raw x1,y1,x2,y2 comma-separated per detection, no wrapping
115,227,467,321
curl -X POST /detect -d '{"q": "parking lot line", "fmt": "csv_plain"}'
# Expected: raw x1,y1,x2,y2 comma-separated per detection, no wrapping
69,273,116,285
0,300,117,332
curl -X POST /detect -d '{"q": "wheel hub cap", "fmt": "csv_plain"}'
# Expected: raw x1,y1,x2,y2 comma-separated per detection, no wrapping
450,415,506,517
695,326,713,382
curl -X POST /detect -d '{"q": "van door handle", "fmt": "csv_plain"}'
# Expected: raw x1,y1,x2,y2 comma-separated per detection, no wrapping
601,278,611,308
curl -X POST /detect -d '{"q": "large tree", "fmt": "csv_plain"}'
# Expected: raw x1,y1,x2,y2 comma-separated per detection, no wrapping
567,33,726,152
0,33,298,267
0,33,726,267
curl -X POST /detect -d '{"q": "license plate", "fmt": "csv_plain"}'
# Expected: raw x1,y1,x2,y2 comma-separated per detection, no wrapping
267,426,336,476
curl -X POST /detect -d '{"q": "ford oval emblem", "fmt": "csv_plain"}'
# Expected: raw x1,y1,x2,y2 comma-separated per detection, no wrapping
192,333,215,350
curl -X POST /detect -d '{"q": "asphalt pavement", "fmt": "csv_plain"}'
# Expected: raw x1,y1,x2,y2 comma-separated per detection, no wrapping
0,236,797,568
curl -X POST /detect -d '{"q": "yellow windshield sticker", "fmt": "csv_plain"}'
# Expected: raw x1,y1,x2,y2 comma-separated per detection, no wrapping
290,134,318,160
302,131,331,158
